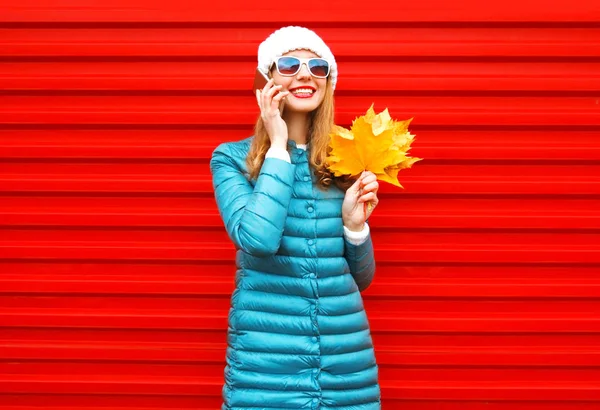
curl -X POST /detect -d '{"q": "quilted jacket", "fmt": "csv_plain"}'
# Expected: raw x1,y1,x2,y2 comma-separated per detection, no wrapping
210,136,381,409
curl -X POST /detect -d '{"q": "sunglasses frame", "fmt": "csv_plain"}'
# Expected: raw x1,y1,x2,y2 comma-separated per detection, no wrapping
269,56,331,79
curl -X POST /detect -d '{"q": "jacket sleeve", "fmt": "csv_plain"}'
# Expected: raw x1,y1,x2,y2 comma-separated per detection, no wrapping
210,143,296,257
344,222,376,292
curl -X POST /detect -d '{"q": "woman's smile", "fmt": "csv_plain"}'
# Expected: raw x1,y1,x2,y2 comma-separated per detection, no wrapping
288,86,316,99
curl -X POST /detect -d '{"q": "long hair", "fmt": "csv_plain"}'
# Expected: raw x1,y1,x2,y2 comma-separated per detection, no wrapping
246,76,354,192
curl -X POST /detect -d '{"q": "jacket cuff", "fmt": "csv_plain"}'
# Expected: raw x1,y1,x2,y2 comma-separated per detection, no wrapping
265,146,291,163
343,222,370,246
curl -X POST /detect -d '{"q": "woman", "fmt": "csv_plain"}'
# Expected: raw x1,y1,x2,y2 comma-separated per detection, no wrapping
210,26,381,409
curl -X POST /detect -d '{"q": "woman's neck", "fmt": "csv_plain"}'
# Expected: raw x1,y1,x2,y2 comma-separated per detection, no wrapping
283,110,310,145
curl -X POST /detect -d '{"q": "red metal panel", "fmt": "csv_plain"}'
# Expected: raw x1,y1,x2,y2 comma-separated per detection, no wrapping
1,1,600,409
1,0,600,22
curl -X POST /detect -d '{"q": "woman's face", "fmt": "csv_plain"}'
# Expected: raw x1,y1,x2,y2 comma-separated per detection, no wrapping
269,49,328,113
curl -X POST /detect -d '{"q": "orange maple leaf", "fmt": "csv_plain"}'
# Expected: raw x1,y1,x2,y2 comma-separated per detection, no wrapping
326,103,422,188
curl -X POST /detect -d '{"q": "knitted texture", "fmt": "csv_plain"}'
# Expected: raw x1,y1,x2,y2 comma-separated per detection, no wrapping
258,26,338,90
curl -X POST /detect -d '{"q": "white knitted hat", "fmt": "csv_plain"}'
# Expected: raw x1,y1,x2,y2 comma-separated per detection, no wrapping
257,26,338,91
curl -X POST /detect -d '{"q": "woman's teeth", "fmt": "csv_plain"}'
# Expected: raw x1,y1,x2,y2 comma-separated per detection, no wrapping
291,89,314,95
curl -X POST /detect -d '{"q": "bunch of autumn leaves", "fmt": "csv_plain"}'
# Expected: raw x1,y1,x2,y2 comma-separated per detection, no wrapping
326,104,422,188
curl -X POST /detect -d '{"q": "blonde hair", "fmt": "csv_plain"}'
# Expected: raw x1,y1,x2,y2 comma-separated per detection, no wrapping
246,76,354,192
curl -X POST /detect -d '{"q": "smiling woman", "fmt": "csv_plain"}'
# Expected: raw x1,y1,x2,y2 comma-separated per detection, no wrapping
211,26,381,410
246,34,341,189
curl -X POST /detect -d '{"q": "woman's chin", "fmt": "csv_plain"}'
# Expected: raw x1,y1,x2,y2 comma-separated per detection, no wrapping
285,99,321,113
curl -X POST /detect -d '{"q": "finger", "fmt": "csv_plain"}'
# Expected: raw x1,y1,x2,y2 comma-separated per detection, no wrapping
264,80,280,94
265,95,287,118
263,85,282,112
273,91,290,100
361,170,376,181
261,79,275,106
361,181,379,193
358,192,376,203
360,174,377,186
349,175,363,192
279,98,286,115
359,196,377,208
261,82,271,106
255,89,261,108
262,78,274,93
359,172,370,191
273,90,289,101
266,84,283,101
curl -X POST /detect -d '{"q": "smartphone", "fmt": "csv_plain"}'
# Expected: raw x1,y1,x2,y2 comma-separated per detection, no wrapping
253,68,286,114
253,68,270,93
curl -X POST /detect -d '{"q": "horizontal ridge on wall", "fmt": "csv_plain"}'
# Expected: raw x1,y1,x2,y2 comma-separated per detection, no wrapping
1,27,599,57
1,96,599,125
3,62,600,92
0,129,598,159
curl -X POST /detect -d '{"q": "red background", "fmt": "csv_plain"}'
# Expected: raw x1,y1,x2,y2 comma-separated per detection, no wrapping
1,0,600,408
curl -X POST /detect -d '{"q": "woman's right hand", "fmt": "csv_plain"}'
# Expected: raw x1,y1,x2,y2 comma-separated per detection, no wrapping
256,78,289,148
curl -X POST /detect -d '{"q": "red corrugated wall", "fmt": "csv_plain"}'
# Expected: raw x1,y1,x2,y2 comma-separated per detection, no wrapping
1,1,600,408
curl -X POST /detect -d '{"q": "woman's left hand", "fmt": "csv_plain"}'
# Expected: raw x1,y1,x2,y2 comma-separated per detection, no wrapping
342,171,379,232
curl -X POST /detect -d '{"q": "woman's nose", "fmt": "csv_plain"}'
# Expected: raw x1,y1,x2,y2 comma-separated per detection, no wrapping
297,63,311,79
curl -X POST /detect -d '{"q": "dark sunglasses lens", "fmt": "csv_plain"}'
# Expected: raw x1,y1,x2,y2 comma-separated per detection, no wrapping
277,57,300,75
309,59,329,77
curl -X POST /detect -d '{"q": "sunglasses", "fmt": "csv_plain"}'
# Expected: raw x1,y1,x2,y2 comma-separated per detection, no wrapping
270,56,331,79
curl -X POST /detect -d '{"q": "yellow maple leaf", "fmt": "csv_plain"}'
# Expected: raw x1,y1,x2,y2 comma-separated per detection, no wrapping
326,103,422,188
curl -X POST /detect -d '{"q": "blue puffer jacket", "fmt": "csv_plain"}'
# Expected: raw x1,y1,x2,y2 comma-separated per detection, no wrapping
210,136,381,409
